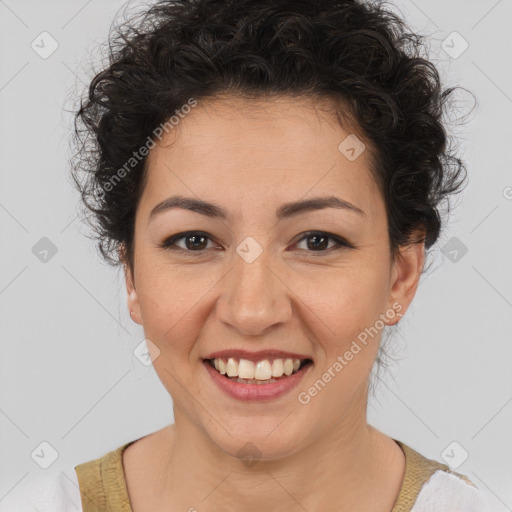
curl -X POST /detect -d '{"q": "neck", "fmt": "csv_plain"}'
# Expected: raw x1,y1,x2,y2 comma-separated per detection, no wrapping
150,404,403,511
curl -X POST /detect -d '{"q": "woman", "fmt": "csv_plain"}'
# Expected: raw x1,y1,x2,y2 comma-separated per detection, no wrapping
10,0,490,510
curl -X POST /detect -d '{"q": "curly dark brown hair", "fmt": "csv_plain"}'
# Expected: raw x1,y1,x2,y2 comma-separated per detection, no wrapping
70,0,471,275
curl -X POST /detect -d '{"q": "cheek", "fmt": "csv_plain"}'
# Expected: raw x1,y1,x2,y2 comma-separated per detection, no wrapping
306,262,389,324
135,265,190,333
135,261,220,362
300,263,390,367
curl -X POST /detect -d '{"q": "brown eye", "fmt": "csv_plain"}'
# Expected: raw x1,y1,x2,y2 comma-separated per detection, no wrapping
160,231,216,252
182,233,209,250
295,231,352,252
305,233,330,250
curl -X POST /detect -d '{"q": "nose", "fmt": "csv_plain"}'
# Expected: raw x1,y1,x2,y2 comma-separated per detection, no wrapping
215,247,292,337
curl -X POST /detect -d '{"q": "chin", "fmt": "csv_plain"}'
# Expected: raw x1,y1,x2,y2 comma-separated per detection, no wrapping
203,417,311,465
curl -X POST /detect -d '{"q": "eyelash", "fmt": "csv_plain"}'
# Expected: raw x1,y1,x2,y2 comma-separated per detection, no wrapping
158,230,354,255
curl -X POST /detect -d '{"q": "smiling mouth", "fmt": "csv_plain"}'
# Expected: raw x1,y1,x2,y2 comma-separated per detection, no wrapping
205,357,313,384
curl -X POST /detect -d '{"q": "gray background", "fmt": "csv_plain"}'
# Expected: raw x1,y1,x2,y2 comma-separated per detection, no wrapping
0,0,511,509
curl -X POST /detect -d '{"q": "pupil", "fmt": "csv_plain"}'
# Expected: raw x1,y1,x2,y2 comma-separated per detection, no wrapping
186,235,206,250
308,234,327,250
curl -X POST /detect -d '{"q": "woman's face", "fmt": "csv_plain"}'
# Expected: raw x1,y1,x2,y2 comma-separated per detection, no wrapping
125,95,423,460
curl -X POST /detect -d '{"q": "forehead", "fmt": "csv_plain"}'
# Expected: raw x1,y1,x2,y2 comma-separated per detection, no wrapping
140,95,382,222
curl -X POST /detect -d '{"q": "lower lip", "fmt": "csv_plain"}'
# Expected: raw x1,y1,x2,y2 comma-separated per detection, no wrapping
203,360,312,402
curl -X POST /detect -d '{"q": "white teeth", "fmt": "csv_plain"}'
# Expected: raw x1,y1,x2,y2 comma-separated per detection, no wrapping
254,360,272,380
283,358,294,376
238,359,255,379
271,358,284,377
211,356,306,380
226,357,238,377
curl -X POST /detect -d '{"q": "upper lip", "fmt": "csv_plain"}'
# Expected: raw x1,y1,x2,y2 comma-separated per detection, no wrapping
204,349,312,362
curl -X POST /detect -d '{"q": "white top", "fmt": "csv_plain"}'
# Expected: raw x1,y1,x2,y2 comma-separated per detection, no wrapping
0,467,491,511
411,470,491,511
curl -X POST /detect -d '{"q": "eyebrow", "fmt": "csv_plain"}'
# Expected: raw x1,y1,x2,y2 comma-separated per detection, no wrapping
148,194,365,222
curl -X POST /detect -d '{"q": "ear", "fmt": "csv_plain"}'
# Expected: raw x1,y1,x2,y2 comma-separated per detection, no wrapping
386,231,425,325
120,245,142,325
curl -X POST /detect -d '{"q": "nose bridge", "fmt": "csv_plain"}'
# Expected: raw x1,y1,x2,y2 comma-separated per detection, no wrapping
217,240,290,335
